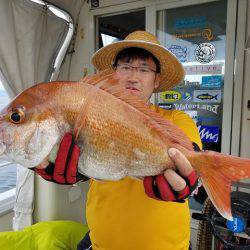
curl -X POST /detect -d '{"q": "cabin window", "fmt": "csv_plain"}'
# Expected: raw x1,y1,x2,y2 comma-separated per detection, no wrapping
0,81,16,195
96,9,145,49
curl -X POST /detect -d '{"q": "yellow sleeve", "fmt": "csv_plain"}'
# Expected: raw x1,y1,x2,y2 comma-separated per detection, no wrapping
172,110,202,150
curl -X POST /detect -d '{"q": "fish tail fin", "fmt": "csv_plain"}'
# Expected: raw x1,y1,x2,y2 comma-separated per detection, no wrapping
188,151,250,220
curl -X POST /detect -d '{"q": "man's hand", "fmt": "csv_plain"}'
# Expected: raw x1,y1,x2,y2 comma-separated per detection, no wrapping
33,133,86,185
143,148,198,202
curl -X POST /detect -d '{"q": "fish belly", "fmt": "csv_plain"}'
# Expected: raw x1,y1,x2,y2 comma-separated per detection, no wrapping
77,124,171,180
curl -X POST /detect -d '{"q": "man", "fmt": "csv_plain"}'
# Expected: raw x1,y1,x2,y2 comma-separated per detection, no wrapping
35,31,202,250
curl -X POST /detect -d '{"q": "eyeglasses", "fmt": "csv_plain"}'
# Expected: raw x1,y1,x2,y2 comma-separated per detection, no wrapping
115,64,157,75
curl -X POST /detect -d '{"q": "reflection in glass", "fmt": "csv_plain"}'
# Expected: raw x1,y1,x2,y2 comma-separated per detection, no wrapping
156,0,227,210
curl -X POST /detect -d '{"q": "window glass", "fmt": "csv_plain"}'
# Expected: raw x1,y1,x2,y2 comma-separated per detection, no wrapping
156,0,227,210
97,9,145,49
101,33,121,47
0,81,17,193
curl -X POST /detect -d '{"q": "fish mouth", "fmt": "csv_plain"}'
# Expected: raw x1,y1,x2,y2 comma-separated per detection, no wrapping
0,142,6,156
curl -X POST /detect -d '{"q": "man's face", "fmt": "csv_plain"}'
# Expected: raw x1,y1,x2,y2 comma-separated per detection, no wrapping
114,57,160,102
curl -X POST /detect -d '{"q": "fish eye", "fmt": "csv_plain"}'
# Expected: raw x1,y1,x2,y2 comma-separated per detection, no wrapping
9,109,25,124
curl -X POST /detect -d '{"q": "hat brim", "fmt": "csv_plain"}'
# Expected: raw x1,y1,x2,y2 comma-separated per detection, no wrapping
92,40,185,93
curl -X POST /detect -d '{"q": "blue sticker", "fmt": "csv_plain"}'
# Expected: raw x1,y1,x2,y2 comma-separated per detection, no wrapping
197,116,217,123
175,17,206,29
226,216,246,233
201,75,222,87
168,45,188,62
183,92,192,101
198,125,219,143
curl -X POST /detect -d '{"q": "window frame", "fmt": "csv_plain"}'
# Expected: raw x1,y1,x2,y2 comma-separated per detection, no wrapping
0,188,15,216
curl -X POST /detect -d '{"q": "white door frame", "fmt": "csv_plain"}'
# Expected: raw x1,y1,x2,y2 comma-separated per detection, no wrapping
231,0,248,157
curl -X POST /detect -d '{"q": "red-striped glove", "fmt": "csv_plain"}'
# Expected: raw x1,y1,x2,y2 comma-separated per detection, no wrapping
144,143,200,202
143,170,198,202
33,133,87,184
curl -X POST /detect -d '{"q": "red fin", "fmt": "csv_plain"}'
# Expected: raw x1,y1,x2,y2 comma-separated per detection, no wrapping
82,71,193,151
80,69,114,87
189,151,250,220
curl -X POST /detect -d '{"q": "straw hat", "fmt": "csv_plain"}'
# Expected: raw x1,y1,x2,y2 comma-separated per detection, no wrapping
92,31,185,93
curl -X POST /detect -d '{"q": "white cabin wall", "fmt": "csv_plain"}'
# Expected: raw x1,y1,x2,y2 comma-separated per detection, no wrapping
69,3,95,78
0,212,14,232
58,2,94,81
33,176,89,224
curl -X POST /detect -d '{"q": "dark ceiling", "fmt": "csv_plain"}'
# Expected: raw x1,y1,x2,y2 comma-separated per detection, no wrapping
98,9,145,40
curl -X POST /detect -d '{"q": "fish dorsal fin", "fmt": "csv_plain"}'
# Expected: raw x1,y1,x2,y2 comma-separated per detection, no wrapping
80,69,115,88
82,70,193,151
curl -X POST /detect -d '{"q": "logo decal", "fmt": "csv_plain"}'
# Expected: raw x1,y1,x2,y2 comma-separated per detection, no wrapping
159,103,174,110
193,90,221,103
175,28,214,41
201,28,214,41
195,43,216,63
168,45,188,62
184,64,222,75
198,125,219,143
201,75,222,87
161,91,182,102
183,92,192,101
174,103,220,114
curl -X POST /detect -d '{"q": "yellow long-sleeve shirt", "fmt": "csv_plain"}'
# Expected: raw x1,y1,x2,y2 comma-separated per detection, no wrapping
86,108,202,250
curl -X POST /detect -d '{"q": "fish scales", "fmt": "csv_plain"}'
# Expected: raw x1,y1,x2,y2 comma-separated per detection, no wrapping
77,85,170,179
1,72,250,220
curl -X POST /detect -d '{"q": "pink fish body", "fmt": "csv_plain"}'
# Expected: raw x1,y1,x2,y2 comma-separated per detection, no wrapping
0,71,250,220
